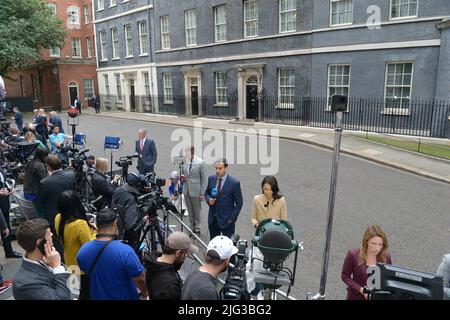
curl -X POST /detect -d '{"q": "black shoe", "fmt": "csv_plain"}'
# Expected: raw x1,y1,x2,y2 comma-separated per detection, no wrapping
5,251,22,259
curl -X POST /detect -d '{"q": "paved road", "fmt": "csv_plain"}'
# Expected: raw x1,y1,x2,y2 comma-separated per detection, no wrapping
4,113,448,300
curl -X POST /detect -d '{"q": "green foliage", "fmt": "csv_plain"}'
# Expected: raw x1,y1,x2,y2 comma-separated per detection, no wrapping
0,0,68,76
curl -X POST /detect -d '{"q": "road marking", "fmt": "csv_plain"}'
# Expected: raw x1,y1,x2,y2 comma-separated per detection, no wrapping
359,149,383,156
298,133,316,138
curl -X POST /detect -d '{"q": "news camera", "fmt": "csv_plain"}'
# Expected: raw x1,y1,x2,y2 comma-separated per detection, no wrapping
220,235,251,301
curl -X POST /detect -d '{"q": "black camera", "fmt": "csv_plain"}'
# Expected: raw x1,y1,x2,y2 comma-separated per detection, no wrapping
220,235,251,300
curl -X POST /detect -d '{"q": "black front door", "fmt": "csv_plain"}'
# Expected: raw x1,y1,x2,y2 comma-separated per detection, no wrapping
246,85,258,119
69,87,78,106
130,81,136,112
191,86,198,115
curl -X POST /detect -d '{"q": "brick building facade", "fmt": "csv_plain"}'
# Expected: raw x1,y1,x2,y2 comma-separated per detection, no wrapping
4,0,98,111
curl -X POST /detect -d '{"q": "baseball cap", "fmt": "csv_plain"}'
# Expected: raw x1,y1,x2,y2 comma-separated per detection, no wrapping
127,173,145,187
206,236,238,260
96,208,117,225
165,231,198,254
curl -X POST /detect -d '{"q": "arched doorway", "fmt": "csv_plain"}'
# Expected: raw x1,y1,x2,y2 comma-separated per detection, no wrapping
68,81,78,106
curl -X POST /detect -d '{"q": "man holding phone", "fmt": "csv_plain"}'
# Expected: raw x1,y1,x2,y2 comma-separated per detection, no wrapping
12,218,72,300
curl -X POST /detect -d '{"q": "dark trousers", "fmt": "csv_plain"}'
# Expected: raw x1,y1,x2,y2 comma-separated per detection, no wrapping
94,106,100,114
208,216,235,240
0,201,13,256
16,122,23,132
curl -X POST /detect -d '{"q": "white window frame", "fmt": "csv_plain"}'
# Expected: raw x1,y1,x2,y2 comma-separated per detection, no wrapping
68,6,80,25
97,0,105,11
111,28,119,60
110,0,117,8
185,9,197,46
48,3,57,16
330,0,353,26
214,5,227,43
244,0,259,38
49,47,60,57
143,72,151,99
72,38,82,58
163,73,173,104
86,37,93,58
215,72,228,106
279,0,297,33
104,74,110,97
122,0,131,3
277,68,295,109
115,74,122,100
383,62,414,113
327,64,351,110
99,31,107,61
160,16,171,50
138,21,149,55
83,5,90,24
390,0,418,20
83,78,94,100
124,24,133,58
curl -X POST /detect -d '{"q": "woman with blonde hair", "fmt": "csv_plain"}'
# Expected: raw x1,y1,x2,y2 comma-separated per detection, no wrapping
24,131,47,150
91,157,119,209
341,225,392,300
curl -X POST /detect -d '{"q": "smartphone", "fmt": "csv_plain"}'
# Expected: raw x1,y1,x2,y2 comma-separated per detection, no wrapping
38,239,47,256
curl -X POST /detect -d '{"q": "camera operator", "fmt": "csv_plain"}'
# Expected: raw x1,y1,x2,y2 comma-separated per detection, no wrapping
12,218,72,300
181,236,238,300
49,125,72,154
145,231,198,300
77,208,148,300
91,158,120,208
86,155,95,170
437,254,450,299
112,173,145,250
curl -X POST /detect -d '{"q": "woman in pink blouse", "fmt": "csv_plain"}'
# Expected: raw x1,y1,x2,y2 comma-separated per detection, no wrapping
341,225,392,300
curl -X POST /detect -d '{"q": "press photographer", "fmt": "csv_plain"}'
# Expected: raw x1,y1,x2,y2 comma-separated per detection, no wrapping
91,157,120,209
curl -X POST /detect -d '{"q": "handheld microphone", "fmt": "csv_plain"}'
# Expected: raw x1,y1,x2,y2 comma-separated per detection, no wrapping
211,187,218,199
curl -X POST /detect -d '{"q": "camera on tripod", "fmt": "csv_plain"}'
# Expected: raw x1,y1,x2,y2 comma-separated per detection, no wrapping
220,235,251,301
115,155,134,168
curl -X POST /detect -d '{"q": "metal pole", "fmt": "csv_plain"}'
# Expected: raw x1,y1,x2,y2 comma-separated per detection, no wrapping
314,111,343,299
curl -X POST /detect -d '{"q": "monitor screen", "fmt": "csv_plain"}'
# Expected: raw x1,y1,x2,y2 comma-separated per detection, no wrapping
104,136,121,150
375,263,443,300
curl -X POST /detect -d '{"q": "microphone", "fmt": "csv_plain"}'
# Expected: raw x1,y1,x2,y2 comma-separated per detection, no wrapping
264,201,269,208
211,187,218,199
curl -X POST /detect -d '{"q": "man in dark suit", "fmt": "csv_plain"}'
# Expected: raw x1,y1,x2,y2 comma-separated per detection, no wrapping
36,155,76,228
0,168,22,258
13,218,71,300
34,109,48,144
49,111,64,134
135,128,157,174
204,159,243,240
12,107,23,132
91,93,100,114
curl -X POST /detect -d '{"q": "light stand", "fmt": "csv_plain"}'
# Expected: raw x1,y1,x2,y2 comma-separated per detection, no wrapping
67,109,80,150
310,95,347,300
172,155,185,232
104,136,122,179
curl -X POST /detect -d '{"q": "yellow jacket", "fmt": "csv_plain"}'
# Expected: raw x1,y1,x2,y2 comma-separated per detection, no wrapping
251,194,288,227
55,214,97,269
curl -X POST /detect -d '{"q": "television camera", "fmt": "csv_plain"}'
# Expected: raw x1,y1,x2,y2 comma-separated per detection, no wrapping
220,235,251,300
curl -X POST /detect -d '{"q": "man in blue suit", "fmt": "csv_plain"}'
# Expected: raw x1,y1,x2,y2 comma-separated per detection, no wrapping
204,159,243,240
135,128,157,174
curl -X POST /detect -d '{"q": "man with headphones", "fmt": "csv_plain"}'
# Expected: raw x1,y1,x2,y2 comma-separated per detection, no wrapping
112,173,146,251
